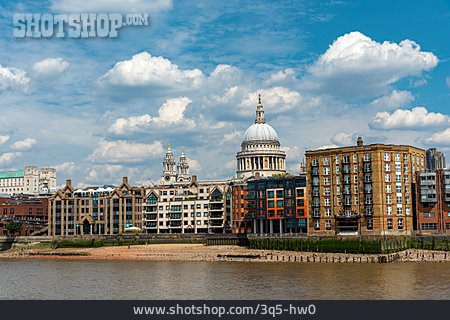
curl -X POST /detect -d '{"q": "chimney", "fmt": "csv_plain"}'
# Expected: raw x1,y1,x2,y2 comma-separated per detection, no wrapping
192,175,197,183
122,176,128,184
357,136,363,147
66,179,71,187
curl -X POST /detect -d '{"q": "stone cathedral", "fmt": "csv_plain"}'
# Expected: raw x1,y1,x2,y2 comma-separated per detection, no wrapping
162,144,190,184
236,95,286,179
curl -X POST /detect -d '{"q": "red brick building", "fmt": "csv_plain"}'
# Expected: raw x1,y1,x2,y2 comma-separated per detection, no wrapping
415,170,450,234
231,182,250,233
0,195,48,236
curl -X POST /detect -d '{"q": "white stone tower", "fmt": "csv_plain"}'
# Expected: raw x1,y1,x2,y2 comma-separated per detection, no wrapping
176,147,190,182
162,144,177,184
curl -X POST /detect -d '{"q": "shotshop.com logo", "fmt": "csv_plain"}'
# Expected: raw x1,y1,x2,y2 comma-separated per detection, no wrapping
13,13,149,38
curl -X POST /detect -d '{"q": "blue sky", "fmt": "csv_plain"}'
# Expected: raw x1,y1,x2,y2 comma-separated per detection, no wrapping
0,0,449,187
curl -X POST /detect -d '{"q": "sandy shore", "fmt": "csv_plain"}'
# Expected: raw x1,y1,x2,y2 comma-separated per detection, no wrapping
1,244,449,263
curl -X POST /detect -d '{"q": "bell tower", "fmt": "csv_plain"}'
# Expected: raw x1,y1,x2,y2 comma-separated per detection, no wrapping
177,147,190,182
162,144,176,184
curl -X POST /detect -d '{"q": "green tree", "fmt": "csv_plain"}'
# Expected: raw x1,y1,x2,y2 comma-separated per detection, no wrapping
6,221,21,236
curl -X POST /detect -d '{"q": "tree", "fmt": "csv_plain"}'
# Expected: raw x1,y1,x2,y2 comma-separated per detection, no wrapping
6,221,21,236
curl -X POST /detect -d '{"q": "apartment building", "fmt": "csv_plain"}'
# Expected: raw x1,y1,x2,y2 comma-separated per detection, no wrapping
246,175,307,234
305,137,425,236
415,170,450,234
231,180,250,233
48,177,144,236
143,176,231,234
0,195,48,236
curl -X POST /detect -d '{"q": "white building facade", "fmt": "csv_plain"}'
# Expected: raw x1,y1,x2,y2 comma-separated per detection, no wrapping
0,166,56,195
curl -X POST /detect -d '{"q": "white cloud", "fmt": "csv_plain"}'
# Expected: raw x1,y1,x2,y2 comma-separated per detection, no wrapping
10,138,37,151
109,97,195,135
87,164,124,183
446,76,450,88
303,31,438,98
0,152,20,165
187,158,202,171
264,68,297,85
88,140,164,163
51,0,172,13
98,52,204,92
0,135,10,145
241,87,301,115
369,107,449,130
223,130,242,142
424,129,450,146
0,64,29,92
282,146,302,159
368,90,414,110
411,78,427,88
331,132,356,146
54,161,76,174
31,57,70,79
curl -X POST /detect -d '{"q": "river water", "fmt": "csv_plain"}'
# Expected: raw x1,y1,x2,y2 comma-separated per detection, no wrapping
0,259,448,299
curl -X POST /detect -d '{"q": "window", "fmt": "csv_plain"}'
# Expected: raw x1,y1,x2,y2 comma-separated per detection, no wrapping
394,153,401,161
423,212,436,218
296,189,304,197
314,220,320,230
276,190,283,198
387,219,393,229
365,174,372,182
384,153,390,161
312,158,318,166
343,155,350,163
365,206,373,215
335,156,340,164
276,200,283,207
324,177,330,185
364,153,371,161
323,167,330,175
336,166,340,174
354,196,359,205
421,223,437,230
354,175,358,183
366,219,373,230
313,177,319,186
336,176,340,184
353,154,357,163
396,185,402,193
323,157,330,165
386,185,391,193
396,196,402,203
404,175,409,183
386,206,392,215
324,188,331,196
324,198,330,206
396,175,402,183
385,163,391,172
386,195,392,204
196,212,201,217
197,221,201,225
353,164,358,173
396,207,402,215
385,174,391,182
268,191,274,198
204,212,208,217
325,220,331,230
268,200,274,208
398,218,403,229
325,208,331,217
406,208,411,216
336,186,341,195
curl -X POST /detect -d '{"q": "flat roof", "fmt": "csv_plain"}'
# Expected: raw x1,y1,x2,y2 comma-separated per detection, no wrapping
0,170,24,179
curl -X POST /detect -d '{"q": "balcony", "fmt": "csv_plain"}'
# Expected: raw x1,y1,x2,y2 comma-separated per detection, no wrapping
169,221,182,227
169,213,182,220
209,212,224,219
210,197,223,203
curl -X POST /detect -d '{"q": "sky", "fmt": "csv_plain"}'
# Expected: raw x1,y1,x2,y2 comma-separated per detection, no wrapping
0,0,449,188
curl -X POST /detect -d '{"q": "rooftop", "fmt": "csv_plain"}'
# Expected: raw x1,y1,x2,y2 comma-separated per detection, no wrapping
0,170,25,179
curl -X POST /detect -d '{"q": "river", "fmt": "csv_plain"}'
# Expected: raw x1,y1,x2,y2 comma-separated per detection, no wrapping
0,259,448,299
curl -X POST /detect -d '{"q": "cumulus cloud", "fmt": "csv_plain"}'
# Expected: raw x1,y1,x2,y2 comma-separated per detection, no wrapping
330,132,387,146
0,152,20,165
10,138,37,151
187,158,202,171
241,87,301,116
368,90,414,110
87,164,124,183
223,131,242,142
303,31,438,98
0,64,29,92
31,57,70,79
0,135,9,145
369,107,449,130
109,97,195,135
51,0,172,13
88,140,164,163
424,129,450,146
54,161,76,175
264,68,297,86
98,52,204,93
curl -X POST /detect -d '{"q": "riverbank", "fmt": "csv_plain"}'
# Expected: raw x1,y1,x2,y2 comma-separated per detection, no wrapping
1,244,449,263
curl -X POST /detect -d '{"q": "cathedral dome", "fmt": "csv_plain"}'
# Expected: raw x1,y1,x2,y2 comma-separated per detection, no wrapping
243,123,279,142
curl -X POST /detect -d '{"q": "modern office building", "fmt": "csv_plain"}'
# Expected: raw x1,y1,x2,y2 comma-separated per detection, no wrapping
426,148,446,171
245,175,307,234
0,166,56,195
48,177,144,236
415,170,450,234
305,137,426,236
0,195,48,236
143,175,231,234
236,95,286,179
